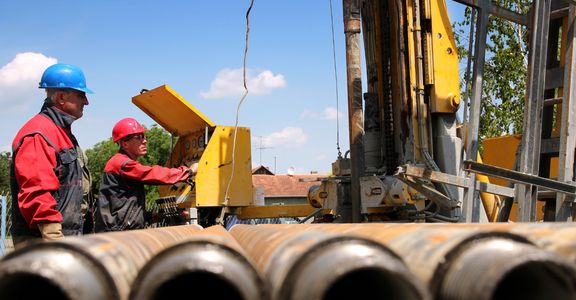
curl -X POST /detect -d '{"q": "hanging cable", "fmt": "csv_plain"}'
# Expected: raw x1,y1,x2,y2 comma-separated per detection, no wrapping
217,0,254,226
330,0,342,158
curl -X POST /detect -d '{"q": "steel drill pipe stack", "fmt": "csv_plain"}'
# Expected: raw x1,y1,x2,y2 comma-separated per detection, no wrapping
129,225,266,300
229,224,431,300
262,223,576,300
402,222,576,263
0,224,203,300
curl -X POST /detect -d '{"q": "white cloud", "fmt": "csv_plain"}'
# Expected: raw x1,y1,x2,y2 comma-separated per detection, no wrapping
301,106,344,120
199,68,286,99
0,53,57,114
300,109,318,119
322,107,344,120
260,127,308,148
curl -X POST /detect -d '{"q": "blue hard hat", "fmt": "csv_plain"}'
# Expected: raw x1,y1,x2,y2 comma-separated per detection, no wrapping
39,63,94,94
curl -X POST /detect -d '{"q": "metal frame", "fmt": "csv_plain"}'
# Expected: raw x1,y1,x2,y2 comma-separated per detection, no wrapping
340,0,576,223
1,195,6,257
517,0,551,222
446,0,575,222
396,164,516,198
556,5,576,220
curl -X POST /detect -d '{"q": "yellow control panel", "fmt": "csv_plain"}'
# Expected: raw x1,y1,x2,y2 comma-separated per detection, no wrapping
132,85,253,209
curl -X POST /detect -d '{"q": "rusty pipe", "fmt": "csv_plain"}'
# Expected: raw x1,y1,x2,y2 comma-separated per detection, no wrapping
0,225,203,300
344,0,365,223
295,222,576,263
261,223,576,299
375,222,576,263
229,224,431,300
439,237,576,300
129,226,266,300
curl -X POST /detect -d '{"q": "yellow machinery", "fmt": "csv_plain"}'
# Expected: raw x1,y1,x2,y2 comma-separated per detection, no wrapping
132,0,576,226
304,0,576,224
132,85,325,226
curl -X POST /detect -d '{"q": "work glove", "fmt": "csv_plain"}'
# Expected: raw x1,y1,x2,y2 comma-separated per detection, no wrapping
37,222,64,241
151,212,164,223
189,163,199,176
145,211,164,224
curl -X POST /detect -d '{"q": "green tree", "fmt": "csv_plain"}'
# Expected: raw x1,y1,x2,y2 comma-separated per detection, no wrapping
86,138,119,196
453,3,530,153
0,152,11,196
86,124,175,207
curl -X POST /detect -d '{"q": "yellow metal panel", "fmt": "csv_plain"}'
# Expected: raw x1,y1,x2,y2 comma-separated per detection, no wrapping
132,85,215,136
483,134,522,187
133,85,254,209
196,126,253,207
428,0,460,113
236,204,332,220
483,134,544,221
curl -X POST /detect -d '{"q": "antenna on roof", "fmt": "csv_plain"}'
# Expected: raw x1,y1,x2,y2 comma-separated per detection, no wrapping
287,165,295,176
254,135,273,165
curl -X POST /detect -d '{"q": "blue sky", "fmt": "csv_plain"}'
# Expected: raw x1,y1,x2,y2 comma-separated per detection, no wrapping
0,0,467,175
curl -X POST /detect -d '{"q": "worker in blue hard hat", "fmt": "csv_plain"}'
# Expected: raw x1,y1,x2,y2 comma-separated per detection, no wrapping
10,63,94,248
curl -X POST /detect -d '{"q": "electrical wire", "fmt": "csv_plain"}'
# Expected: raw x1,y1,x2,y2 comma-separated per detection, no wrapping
329,0,342,158
218,0,254,226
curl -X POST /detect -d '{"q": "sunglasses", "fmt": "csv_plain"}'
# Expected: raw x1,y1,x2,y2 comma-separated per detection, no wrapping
125,134,146,141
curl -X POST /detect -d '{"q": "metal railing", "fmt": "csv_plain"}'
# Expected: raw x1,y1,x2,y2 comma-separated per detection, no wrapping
0,194,13,257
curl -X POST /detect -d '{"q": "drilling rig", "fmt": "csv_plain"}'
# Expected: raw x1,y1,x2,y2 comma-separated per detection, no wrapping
132,0,576,227
4,1,576,299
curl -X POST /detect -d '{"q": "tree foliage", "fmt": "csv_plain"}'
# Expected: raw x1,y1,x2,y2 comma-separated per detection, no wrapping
86,138,119,196
453,3,530,152
0,152,11,196
85,124,175,207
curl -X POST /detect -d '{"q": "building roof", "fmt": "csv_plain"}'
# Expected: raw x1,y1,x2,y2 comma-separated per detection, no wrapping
253,174,326,197
252,165,275,175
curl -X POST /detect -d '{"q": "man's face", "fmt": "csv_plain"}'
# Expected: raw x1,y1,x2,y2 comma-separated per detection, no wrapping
122,134,148,160
61,90,89,119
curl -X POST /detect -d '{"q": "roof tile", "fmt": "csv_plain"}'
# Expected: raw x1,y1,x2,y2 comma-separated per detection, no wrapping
252,174,326,196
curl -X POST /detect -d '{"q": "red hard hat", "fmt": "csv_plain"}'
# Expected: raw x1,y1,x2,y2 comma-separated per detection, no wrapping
112,118,150,143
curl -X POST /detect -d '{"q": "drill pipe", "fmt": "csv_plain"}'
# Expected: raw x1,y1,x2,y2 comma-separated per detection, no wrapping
261,223,576,300
229,224,431,300
292,222,576,262
0,224,203,300
129,225,266,300
408,222,576,263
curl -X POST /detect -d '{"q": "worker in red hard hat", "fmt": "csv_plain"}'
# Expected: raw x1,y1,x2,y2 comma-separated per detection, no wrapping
94,118,198,232
10,63,94,248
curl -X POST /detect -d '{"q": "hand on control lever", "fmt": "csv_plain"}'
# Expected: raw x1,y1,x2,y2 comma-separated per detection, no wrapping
151,212,164,223
189,163,199,176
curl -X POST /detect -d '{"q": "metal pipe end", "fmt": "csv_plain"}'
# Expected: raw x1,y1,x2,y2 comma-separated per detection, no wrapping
439,238,576,300
0,246,116,300
129,241,266,300
279,237,431,300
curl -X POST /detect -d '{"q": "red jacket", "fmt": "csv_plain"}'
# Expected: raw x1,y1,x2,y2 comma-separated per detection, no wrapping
10,103,84,236
94,150,189,232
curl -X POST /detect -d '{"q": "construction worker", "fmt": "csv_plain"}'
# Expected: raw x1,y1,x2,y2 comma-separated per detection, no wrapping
10,63,93,248
94,118,198,232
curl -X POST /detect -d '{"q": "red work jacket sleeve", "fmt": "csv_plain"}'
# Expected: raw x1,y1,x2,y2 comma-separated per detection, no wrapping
14,135,63,228
121,161,190,185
